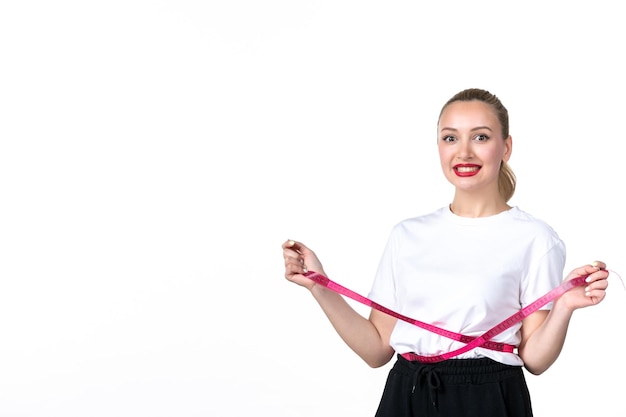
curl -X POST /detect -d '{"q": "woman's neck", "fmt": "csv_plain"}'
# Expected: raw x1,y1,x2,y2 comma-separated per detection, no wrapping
449,193,511,218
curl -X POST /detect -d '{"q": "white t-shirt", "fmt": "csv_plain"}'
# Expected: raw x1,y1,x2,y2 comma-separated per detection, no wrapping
368,206,565,366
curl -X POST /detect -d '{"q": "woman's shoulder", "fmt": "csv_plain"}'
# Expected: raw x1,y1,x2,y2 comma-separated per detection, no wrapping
508,206,562,240
388,207,449,237
394,206,448,226
509,206,555,228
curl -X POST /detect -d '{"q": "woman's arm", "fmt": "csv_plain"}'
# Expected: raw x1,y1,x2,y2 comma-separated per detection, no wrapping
518,262,609,375
282,240,396,368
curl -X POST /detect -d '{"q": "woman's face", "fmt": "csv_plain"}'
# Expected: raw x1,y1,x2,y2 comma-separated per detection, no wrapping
437,100,512,195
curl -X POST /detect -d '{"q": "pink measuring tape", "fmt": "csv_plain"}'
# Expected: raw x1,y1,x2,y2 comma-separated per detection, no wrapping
304,270,604,363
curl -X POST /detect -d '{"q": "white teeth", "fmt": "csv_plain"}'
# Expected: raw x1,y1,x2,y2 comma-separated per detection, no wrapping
456,166,479,173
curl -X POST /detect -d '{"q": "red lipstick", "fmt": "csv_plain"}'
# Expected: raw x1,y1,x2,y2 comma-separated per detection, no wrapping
453,164,481,177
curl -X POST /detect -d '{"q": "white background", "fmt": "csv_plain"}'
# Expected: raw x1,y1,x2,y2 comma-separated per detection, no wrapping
1,1,624,416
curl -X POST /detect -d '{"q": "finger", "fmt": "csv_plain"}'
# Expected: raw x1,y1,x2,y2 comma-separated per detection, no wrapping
283,247,302,262
282,239,297,250
282,239,314,256
584,288,607,304
282,239,307,252
568,263,606,281
284,255,305,270
585,276,609,291
584,268,610,284
591,260,607,270
283,249,308,269
284,259,308,278
282,240,305,261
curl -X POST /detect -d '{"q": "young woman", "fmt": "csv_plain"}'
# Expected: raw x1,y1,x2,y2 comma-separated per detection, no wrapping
281,88,609,417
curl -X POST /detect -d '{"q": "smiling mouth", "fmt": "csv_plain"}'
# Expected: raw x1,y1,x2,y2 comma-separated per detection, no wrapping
454,166,480,173
454,165,481,176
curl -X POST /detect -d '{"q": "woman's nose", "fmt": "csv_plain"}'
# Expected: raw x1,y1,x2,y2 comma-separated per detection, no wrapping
456,139,473,160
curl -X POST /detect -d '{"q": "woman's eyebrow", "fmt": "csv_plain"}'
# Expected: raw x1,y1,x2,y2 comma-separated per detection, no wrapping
471,126,494,132
439,126,494,132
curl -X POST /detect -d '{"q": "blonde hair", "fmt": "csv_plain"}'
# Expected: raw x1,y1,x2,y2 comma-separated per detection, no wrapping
439,88,516,202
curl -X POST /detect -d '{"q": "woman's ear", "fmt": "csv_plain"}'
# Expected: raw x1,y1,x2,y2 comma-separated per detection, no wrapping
503,135,513,162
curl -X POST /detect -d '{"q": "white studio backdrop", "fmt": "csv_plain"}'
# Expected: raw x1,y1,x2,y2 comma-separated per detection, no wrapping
0,1,624,416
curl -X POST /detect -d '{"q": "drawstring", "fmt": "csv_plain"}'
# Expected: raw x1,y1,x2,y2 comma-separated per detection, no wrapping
412,366,442,408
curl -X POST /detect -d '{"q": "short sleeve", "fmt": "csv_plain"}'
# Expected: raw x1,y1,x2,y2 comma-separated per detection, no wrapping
520,236,566,309
367,225,400,310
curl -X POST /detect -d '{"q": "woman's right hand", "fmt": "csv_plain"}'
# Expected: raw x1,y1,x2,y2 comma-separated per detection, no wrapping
282,239,326,290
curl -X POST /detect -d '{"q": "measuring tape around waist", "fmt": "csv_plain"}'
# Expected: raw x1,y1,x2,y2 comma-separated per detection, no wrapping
304,270,590,363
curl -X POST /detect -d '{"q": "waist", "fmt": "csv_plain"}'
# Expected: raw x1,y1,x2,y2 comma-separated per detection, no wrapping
394,354,523,383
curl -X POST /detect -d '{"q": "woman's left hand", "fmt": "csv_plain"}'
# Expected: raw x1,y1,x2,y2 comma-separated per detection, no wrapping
558,261,609,310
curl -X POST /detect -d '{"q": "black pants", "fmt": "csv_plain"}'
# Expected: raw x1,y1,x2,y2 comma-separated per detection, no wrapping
375,354,533,417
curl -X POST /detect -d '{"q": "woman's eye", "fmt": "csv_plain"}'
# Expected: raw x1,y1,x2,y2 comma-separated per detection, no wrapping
474,134,489,142
442,135,456,142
